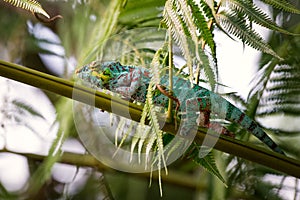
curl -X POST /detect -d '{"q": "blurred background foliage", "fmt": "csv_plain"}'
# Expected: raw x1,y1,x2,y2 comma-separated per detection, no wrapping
0,0,300,199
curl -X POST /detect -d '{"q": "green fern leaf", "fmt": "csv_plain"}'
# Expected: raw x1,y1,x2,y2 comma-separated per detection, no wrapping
260,0,300,14
163,0,194,79
175,0,199,44
187,144,227,185
198,48,217,90
227,0,299,35
188,0,215,53
3,0,50,18
217,11,281,59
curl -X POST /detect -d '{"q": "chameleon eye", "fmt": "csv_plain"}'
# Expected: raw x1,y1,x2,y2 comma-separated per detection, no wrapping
103,68,111,76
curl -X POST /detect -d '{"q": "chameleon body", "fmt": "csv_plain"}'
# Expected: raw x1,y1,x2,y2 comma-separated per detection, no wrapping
75,61,284,155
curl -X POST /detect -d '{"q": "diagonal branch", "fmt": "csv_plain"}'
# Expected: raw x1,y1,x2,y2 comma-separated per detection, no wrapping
0,59,300,178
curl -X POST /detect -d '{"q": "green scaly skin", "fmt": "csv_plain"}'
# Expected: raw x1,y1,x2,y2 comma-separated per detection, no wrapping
75,61,285,155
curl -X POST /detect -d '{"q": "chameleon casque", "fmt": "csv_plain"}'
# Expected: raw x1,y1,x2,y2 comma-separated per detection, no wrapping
75,61,284,155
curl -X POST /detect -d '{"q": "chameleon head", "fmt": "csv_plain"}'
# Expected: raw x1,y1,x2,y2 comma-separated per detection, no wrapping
75,61,114,88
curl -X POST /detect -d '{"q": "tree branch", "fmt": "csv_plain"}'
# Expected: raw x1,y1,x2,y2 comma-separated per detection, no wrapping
0,148,203,190
0,59,300,178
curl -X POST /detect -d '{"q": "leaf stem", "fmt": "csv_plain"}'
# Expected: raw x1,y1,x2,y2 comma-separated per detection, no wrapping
167,29,174,122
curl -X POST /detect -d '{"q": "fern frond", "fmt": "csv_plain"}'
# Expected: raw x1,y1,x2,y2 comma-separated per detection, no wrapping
142,52,170,196
187,144,227,185
226,0,299,35
144,126,157,168
146,83,167,172
113,120,134,158
163,0,194,81
136,124,151,163
175,0,199,44
163,0,218,89
188,0,215,53
3,0,50,18
114,117,126,146
217,11,281,59
198,49,217,90
131,103,149,163
256,64,300,116
260,0,300,14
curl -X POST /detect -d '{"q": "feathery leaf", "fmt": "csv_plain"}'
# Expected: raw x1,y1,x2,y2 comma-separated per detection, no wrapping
163,0,194,80
217,11,282,59
256,64,300,116
260,0,300,14
226,0,300,35
3,0,50,18
188,0,215,53
187,144,227,185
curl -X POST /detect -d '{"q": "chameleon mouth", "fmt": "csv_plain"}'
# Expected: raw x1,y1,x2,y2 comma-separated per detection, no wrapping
92,71,110,83
74,68,81,74
75,66,86,74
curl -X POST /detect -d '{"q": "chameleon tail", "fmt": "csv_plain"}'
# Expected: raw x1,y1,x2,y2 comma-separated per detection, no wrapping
174,91,284,154
223,101,285,155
